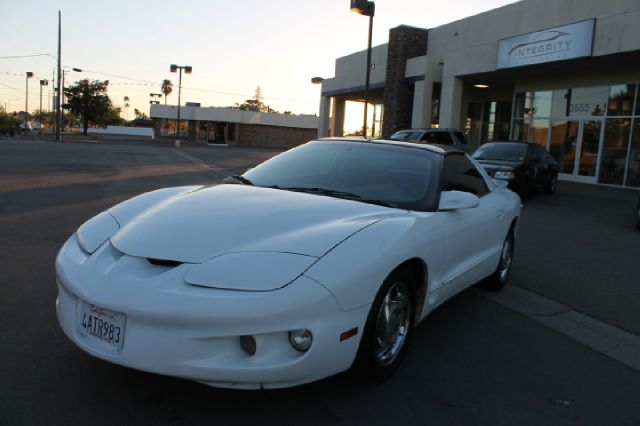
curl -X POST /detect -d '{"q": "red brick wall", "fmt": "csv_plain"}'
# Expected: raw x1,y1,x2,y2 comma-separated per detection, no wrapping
234,124,317,149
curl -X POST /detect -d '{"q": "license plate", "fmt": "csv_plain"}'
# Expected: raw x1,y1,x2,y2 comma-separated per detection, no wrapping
78,302,126,350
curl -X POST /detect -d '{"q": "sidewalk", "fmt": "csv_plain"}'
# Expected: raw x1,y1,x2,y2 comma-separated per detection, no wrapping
512,180,640,335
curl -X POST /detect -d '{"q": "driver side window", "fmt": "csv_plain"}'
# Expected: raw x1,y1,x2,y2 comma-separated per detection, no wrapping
440,154,489,196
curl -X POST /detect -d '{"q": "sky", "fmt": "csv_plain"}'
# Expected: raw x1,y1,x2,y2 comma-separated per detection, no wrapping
0,0,519,128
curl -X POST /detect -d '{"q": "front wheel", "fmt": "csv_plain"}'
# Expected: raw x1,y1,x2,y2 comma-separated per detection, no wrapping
352,269,416,382
544,173,558,194
481,230,515,291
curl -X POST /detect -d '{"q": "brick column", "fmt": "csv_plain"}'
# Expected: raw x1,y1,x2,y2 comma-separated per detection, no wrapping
381,26,428,137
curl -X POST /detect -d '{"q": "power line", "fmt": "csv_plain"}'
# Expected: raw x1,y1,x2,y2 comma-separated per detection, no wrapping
0,53,56,60
0,82,21,91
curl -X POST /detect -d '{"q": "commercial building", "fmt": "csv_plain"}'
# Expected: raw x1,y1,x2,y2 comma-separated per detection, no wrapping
319,0,640,188
150,104,318,149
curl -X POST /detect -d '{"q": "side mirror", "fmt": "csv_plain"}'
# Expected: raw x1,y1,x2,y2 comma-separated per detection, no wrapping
438,190,480,211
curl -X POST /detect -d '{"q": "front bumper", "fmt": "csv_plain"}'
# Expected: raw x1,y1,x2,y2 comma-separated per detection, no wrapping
55,235,368,389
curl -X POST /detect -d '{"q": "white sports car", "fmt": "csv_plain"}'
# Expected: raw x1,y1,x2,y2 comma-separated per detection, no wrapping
56,138,521,389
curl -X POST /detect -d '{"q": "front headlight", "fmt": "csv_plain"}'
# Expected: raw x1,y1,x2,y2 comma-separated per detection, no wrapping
494,170,516,180
76,212,120,254
184,252,317,291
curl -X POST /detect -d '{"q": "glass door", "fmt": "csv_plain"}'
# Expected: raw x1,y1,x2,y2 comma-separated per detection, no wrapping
549,119,604,183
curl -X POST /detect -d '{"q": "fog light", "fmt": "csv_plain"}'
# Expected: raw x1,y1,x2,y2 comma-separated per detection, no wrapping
240,335,256,356
289,329,313,352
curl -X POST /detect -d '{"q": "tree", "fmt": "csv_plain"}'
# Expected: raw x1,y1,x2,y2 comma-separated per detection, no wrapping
0,107,21,136
63,80,114,135
161,79,173,105
234,85,278,113
134,108,148,120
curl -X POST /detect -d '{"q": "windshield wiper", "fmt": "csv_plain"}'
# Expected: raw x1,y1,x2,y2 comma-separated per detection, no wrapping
277,187,399,208
223,175,254,185
279,187,362,199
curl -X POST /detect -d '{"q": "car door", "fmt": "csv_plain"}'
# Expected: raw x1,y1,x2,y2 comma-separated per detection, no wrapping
436,153,504,299
525,144,545,187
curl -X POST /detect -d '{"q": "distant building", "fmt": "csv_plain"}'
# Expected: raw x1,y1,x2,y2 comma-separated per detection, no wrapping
319,0,640,189
150,104,318,149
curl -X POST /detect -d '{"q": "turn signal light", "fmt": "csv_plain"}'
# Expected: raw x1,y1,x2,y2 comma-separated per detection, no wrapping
340,327,358,342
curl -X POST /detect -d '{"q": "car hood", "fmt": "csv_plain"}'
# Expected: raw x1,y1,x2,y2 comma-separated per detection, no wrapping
110,184,406,263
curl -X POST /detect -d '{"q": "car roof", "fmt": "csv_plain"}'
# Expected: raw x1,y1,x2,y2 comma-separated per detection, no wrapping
316,137,446,154
485,141,535,146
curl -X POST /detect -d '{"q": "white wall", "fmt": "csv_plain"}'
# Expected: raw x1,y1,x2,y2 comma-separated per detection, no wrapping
150,105,318,129
321,44,388,95
88,126,154,138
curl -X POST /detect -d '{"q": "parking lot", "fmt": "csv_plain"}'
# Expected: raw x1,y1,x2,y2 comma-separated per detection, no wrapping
1,138,639,425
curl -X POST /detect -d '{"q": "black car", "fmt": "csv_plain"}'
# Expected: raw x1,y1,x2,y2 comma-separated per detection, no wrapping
389,128,468,152
472,141,558,197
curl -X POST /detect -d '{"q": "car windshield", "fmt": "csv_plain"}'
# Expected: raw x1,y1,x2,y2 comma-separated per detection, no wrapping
472,143,528,161
243,140,441,211
389,131,423,141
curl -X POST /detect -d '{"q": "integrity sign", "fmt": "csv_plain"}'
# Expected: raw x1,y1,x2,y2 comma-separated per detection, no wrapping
497,19,595,69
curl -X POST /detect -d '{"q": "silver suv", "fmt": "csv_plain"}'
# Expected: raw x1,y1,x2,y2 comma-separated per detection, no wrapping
389,128,468,151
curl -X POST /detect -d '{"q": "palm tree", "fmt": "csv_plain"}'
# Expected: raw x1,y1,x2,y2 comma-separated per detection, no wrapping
123,96,130,120
161,79,173,105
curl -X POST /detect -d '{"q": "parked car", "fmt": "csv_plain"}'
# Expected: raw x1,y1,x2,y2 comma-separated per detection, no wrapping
389,128,468,151
19,123,32,132
55,138,521,389
472,141,558,197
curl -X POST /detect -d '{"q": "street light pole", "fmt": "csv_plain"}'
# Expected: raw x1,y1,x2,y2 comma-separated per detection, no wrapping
350,0,375,139
170,64,192,147
56,10,62,141
25,72,34,124
39,79,48,118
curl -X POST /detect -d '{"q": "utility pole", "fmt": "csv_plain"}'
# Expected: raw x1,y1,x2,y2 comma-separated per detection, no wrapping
55,10,62,141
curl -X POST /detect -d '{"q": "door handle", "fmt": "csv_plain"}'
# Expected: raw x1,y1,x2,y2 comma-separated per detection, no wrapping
496,209,505,218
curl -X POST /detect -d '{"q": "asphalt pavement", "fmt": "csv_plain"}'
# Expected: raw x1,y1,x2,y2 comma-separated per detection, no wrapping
1,137,639,425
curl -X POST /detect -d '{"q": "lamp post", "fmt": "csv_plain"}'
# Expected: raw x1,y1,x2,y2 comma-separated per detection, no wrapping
350,0,375,139
170,64,192,147
149,93,162,105
39,80,48,120
25,72,34,124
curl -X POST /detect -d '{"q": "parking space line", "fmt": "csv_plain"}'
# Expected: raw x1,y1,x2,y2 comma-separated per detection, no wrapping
476,286,640,372
171,149,228,176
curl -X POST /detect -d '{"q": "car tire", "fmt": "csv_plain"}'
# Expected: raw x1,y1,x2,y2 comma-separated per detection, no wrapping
517,177,528,200
544,173,558,194
481,229,515,291
352,268,416,382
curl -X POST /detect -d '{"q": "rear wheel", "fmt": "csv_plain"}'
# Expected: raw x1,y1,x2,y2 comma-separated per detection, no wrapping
481,230,515,291
544,173,558,194
352,269,416,382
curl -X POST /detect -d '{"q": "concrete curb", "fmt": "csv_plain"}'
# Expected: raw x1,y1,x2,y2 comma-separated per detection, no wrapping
475,285,640,372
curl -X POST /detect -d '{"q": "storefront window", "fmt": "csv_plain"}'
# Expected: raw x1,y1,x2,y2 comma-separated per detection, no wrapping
512,119,531,142
550,89,569,117
599,119,630,185
568,86,608,117
626,119,640,187
528,91,552,118
531,119,549,147
550,120,579,174
607,84,637,117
